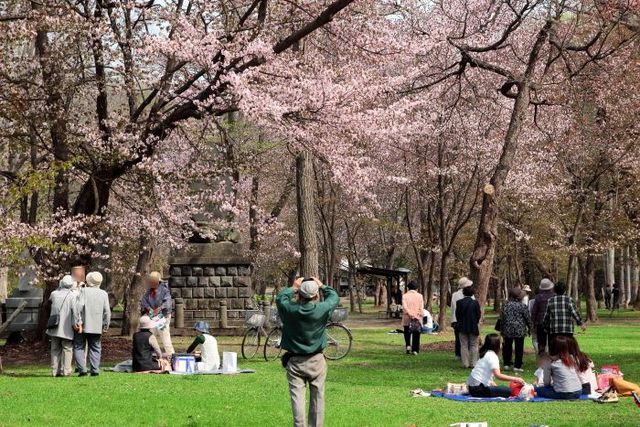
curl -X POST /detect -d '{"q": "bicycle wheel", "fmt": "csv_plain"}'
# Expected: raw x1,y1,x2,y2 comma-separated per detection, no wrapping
241,327,261,359
324,323,352,360
264,327,283,362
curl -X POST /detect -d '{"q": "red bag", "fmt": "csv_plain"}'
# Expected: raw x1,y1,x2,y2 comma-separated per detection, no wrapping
510,381,524,397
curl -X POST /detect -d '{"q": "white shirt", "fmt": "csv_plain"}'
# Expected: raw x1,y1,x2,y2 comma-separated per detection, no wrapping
468,350,500,387
197,334,220,372
534,367,545,384
422,309,433,329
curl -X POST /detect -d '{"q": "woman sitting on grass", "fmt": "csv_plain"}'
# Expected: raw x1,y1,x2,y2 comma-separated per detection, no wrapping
467,334,525,398
567,337,597,395
534,335,583,399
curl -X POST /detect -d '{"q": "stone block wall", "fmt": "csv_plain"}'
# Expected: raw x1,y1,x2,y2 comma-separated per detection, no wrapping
168,264,253,323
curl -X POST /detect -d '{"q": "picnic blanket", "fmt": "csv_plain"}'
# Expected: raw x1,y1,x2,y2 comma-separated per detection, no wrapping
105,360,255,375
430,391,592,403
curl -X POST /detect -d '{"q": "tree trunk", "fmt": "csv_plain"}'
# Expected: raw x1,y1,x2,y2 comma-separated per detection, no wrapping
578,255,598,322
606,247,615,286
469,21,551,314
624,246,631,308
121,235,153,336
437,252,450,330
632,245,639,303
296,151,319,277
426,251,436,313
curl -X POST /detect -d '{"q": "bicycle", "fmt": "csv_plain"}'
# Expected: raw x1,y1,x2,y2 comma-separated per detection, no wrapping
263,307,353,361
241,310,269,359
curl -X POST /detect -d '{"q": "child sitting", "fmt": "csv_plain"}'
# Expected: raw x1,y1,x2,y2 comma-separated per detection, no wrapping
186,321,220,372
467,334,525,398
533,353,550,385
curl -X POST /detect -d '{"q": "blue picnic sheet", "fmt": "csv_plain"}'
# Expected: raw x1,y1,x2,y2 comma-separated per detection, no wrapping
431,391,592,402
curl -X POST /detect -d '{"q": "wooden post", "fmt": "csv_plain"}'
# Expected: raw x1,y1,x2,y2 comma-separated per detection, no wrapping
0,301,28,335
263,303,272,327
219,300,228,329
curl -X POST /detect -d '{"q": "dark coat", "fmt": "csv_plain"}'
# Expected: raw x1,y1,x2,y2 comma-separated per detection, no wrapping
455,296,481,336
132,330,159,372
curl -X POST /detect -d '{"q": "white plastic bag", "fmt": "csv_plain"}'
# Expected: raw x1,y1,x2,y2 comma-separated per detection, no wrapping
222,352,238,373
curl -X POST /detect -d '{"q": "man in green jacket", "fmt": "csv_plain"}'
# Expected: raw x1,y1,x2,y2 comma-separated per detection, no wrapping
276,277,339,427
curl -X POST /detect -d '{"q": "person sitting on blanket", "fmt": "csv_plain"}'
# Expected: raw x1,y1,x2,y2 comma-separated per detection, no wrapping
467,334,525,398
533,353,551,385
534,335,583,399
132,316,168,372
567,336,597,395
421,308,438,334
186,321,220,372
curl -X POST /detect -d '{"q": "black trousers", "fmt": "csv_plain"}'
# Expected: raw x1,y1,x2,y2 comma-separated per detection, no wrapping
454,325,461,357
536,325,548,354
468,384,512,398
403,326,421,353
502,336,525,368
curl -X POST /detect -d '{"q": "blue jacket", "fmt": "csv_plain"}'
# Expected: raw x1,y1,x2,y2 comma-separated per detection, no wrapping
140,282,172,317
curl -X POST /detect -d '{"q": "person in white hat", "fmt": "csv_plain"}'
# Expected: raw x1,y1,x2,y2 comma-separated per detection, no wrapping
73,271,111,376
451,277,474,359
47,275,79,376
276,277,339,427
132,315,166,372
531,278,555,354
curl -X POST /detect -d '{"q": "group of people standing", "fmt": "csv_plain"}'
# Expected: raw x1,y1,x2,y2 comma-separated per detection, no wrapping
46,266,111,377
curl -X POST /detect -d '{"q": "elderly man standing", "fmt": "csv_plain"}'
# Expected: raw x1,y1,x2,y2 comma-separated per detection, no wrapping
140,271,175,355
451,277,474,359
74,272,111,377
277,277,339,427
47,275,78,377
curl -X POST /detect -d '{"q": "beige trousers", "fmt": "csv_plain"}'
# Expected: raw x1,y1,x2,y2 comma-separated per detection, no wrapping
286,353,327,427
152,316,175,355
50,337,73,376
459,333,479,368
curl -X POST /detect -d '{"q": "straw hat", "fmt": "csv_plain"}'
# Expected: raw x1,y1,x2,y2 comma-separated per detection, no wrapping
457,277,473,289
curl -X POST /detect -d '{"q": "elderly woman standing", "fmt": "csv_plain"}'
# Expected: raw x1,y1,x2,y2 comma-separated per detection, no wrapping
402,281,424,355
500,288,532,372
47,275,79,377
74,271,111,376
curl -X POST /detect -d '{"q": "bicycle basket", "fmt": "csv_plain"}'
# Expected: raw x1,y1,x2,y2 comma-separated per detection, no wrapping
330,307,348,323
270,310,283,327
245,310,266,328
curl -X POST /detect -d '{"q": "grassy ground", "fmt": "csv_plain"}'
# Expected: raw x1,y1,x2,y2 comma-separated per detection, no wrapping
0,308,638,426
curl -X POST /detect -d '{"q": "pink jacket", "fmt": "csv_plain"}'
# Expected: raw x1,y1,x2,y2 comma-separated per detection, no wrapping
402,290,424,326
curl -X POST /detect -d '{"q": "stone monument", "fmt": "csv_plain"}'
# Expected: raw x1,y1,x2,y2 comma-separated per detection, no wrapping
168,223,254,329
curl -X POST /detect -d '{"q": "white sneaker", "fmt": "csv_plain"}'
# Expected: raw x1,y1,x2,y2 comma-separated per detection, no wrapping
513,367,524,373
504,365,512,371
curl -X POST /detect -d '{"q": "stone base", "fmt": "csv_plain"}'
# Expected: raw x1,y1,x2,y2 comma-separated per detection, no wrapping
168,242,254,328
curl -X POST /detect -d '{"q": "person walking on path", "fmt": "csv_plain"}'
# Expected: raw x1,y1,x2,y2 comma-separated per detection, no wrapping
276,277,339,427
140,271,174,355
531,278,555,354
402,281,424,355
73,271,111,376
47,275,79,377
451,277,474,359
543,282,585,350
500,288,532,372
455,285,481,368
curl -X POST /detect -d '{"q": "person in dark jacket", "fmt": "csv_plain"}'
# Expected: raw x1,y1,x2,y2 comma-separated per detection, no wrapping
531,278,555,354
132,316,164,372
455,286,481,368
500,288,532,372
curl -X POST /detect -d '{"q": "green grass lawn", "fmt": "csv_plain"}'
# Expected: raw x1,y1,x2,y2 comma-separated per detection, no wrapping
0,312,638,426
